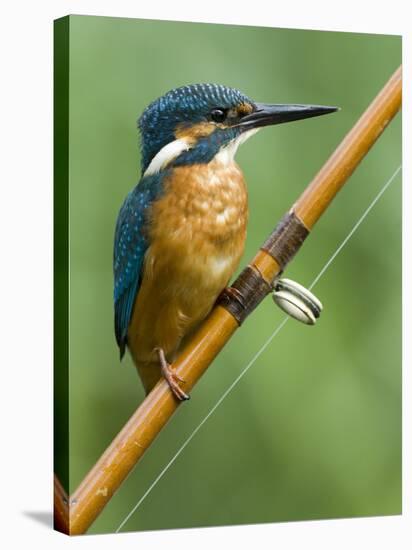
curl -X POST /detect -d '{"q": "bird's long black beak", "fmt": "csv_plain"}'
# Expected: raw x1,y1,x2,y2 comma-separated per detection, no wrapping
239,102,339,130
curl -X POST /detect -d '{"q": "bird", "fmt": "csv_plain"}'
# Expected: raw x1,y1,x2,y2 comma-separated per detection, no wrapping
113,83,337,400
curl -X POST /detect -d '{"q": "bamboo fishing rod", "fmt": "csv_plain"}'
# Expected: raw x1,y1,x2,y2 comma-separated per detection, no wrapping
56,65,402,535
54,474,69,533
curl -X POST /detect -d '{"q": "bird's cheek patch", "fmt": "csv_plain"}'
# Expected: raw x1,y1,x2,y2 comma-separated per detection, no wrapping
175,122,217,143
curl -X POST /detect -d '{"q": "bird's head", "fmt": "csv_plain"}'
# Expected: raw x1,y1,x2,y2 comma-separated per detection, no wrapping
138,83,338,176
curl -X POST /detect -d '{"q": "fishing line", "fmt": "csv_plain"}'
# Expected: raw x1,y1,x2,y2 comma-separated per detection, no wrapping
116,164,401,533
309,164,402,290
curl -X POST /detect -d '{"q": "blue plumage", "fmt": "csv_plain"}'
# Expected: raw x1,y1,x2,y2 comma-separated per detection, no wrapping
113,171,167,357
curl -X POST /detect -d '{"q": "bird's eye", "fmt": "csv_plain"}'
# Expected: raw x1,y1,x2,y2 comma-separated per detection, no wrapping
210,108,227,123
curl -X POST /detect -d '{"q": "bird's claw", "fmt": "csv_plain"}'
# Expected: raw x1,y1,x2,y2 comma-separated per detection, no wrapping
162,365,190,401
155,347,190,401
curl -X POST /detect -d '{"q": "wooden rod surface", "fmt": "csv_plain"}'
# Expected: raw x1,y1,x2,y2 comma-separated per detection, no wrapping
54,474,69,535
68,66,402,535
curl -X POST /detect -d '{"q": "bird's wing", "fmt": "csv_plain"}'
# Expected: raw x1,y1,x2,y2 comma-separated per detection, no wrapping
113,174,164,358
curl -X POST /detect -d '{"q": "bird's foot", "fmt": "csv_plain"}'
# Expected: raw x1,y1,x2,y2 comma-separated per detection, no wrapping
155,347,190,401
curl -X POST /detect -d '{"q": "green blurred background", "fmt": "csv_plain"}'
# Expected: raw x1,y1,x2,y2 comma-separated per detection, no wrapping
61,15,402,534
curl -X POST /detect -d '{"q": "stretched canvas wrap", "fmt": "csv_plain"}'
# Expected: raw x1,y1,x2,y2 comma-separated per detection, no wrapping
54,14,402,536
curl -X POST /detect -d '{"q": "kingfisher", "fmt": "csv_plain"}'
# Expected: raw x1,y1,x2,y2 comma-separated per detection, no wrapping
113,83,337,400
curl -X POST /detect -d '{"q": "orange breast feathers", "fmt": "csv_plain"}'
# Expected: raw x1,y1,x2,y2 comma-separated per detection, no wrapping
127,159,248,393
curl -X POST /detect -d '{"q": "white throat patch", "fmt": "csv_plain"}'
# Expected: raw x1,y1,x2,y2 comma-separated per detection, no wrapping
215,128,259,166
